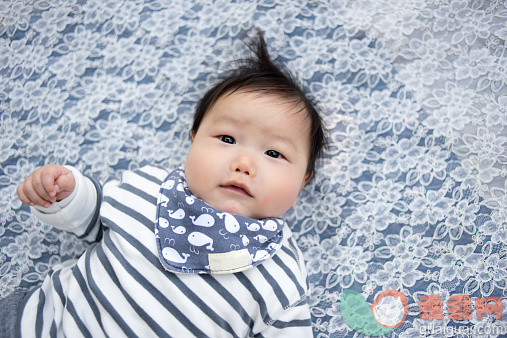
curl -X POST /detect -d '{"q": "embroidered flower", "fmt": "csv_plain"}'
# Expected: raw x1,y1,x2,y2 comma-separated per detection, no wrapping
437,244,481,283
4,39,51,78
256,5,299,36
461,155,500,184
399,32,449,64
57,25,101,54
482,209,507,245
432,0,467,32
0,114,25,162
103,1,143,35
49,52,89,79
371,7,422,45
351,173,404,208
381,227,432,260
372,257,424,289
443,200,480,239
453,48,494,80
460,127,506,157
459,9,492,45
304,236,342,275
409,188,453,225
2,232,46,271
326,302,348,333
355,89,395,126
381,138,422,173
410,145,450,186
423,83,477,137
123,43,163,82
0,0,32,37
346,201,397,233
336,245,372,288
32,6,73,36
306,191,345,234
475,254,507,296
397,58,440,91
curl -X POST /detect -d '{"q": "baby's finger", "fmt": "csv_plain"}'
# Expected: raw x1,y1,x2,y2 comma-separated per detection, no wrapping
17,183,35,206
23,178,53,208
31,173,55,203
40,169,58,199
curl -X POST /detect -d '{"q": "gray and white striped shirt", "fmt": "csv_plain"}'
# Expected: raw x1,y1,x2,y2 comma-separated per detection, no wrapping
18,165,312,337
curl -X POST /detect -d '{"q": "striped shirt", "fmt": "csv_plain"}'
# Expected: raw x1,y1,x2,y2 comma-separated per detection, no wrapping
18,166,312,337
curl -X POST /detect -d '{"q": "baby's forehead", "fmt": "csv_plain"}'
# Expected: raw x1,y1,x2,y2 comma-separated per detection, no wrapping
214,90,309,121
211,92,309,129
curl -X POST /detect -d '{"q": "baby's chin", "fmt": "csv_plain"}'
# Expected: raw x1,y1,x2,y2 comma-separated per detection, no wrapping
212,201,252,218
206,199,264,219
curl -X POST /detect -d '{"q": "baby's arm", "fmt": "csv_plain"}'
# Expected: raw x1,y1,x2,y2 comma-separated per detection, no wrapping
17,164,102,242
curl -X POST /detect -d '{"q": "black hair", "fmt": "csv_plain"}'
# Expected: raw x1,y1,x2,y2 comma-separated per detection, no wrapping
191,29,326,177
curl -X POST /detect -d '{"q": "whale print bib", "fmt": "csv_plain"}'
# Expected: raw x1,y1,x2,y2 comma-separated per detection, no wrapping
155,168,285,274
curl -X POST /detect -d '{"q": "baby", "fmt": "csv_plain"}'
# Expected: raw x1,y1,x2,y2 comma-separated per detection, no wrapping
12,31,325,337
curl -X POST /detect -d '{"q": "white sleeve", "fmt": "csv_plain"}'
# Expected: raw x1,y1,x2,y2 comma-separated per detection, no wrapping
258,300,313,337
31,166,100,240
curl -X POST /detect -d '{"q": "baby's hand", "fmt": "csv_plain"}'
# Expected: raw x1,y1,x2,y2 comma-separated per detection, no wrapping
17,164,76,208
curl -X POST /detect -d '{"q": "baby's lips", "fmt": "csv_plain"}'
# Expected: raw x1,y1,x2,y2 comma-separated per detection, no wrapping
221,183,253,197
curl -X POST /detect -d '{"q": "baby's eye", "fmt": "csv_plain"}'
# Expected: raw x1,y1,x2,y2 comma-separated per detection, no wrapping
219,135,235,144
265,150,283,159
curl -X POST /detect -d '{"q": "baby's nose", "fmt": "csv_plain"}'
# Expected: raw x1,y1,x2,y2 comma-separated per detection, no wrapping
231,155,256,177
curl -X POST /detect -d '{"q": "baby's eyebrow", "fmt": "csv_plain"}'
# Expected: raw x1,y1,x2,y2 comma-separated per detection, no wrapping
213,116,297,151
212,115,243,127
267,132,297,152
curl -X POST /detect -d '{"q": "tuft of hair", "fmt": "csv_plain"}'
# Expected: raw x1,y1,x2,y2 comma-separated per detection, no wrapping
191,29,326,177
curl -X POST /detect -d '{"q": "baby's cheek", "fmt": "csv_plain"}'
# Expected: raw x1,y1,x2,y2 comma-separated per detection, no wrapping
261,185,299,215
260,196,271,208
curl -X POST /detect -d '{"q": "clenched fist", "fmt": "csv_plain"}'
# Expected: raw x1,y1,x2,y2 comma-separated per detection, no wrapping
17,164,76,208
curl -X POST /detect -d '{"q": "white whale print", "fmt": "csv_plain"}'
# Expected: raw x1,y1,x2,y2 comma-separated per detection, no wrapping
189,214,215,227
241,234,249,246
171,225,186,234
162,247,190,263
254,234,268,243
185,196,195,204
168,208,185,219
158,218,169,228
261,220,278,231
188,232,214,251
246,222,260,231
216,212,240,233
159,194,169,207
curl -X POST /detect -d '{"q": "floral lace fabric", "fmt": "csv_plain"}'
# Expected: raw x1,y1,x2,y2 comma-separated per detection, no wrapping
0,1,505,336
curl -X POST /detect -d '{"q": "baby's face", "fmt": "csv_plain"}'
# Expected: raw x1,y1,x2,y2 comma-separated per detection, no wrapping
184,91,311,219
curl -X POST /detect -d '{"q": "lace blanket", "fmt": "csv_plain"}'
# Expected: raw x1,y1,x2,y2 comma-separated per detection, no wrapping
1,1,505,336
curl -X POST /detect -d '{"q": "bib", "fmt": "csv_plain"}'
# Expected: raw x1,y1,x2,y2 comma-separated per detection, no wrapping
155,168,285,274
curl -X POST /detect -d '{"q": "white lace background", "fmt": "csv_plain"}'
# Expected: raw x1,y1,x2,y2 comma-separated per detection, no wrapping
0,1,505,336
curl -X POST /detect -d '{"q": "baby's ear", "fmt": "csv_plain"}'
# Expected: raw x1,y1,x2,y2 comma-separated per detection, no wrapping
305,171,313,184
301,171,313,188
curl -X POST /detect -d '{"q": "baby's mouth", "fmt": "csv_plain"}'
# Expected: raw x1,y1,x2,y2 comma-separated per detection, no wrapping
220,184,253,197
